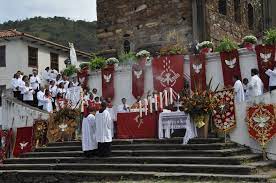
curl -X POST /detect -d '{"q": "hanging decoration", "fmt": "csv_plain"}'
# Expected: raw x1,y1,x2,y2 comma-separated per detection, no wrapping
13,127,33,157
132,63,145,99
101,65,115,100
213,89,236,132
77,67,89,89
255,45,276,90
189,54,207,91
220,49,242,87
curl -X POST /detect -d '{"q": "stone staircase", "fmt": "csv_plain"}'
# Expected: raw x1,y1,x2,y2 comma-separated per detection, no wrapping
0,138,274,183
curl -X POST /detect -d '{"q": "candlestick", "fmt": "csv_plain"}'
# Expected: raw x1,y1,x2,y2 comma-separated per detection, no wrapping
154,94,158,111
159,92,163,110
144,99,148,116
169,88,173,104
149,97,153,113
139,101,142,117
164,90,168,106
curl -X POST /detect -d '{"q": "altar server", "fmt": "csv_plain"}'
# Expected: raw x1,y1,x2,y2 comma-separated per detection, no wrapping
248,68,264,97
95,102,112,157
82,109,97,157
265,66,276,92
117,98,130,113
233,75,245,103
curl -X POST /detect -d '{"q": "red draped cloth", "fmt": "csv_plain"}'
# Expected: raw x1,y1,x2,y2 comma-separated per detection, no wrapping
102,65,115,100
13,127,33,157
152,55,184,93
255,45,276,90
132,63,145,99
220,50,242,87
189,54,206,91
117,113,158,139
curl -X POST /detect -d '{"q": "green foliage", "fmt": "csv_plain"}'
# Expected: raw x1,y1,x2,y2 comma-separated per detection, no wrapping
118,52,137,63
79,62,89,70
63,65,77,76
264,28,276,45
160,44,186,56
242,35,257,44
215,37,238,53
0,17,97,52
89,56,106,71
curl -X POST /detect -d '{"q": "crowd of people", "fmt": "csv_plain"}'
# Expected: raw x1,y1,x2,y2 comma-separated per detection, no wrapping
233,67,276,103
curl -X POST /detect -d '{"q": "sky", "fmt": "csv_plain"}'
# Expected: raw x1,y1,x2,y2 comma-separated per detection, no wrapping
0,0,97,23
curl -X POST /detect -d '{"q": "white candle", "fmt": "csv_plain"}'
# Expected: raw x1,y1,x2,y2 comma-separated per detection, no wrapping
144,99,148,115
159,92,163,110
170,88,173,104
177,94,180,101
149,98,153,113
154,94,158,111
139,100,142,117
164,90,168,106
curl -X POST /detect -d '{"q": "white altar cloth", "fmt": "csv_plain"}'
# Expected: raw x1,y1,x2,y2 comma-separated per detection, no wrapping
158,111,197,144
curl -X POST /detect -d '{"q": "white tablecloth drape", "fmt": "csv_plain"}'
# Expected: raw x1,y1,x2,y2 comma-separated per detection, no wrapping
158,111,197,144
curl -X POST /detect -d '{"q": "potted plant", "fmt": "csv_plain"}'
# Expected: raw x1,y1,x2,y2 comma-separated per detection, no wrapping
242,35,257,51
136,50,150,66
118,51,137,65
89,56,106,71
197,41,213,54
263,28,276,45
215,37,238,53
63,65,78,77
106,57,119,67
79,62,89,70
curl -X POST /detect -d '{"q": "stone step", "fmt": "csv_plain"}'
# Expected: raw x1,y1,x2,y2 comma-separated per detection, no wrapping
46,138,224,147
21,147,251,158
0,163,257,175
0,170,270,183
35,143,237,152
5,154,261,165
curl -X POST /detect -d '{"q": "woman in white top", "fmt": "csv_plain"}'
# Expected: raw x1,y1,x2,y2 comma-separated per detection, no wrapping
23,82,35,106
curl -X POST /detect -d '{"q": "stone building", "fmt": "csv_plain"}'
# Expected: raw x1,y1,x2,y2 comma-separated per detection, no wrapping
96,0,264,56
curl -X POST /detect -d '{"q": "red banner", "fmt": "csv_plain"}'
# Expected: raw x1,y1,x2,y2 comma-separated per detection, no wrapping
255,45,276,90
132,63,145,99
190,54,206,91
117,113,158,139
247,104,276,147
101,65,115,100
213,89,236,132
13,127,33,157
77,68,89,89
220,50,241,87
152,55,184,93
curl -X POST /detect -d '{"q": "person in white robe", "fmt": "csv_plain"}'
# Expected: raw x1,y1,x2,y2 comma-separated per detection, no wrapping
248,68,264,98
30,69,41,91
49,69,58,82
82,110,97,157
18,75,28,101
242,78,250,101
265,66,276,92
233,75,245,103
43,89,53,113
11,74,20,98
117,98,130,113
37,87,45,110
22,82,35,106
41,67,50,86
95,102,112,157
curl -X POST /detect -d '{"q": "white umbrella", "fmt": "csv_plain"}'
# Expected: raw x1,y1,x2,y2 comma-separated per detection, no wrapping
69,42,78,65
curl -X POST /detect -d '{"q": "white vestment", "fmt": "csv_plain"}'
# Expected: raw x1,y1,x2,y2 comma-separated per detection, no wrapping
82,114,97,151
23,86,34,101
11,78,20,91
233,80,245,103
43,96,53,113
95,110,112,143
106,107,115,137
265,68,276,87
30,75,41,90
248,75,263,97
37,91,45,107
117,104,130,113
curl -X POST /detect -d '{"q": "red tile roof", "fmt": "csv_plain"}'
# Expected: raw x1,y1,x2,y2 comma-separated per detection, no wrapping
0,29,23,38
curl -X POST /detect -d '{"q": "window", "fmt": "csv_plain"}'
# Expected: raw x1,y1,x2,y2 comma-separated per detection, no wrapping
28,46,38,67
248,3,254,30
234,0,241,23
218,0,227,15
50,52,59,71
0,85,6,107
123,40,130,53
0,46,6,67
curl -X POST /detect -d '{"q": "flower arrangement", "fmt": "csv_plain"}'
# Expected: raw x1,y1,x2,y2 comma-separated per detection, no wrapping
63,65,78,77
215,37,238,53
198,41,214,49
136,50,150,58
118,51,137,63
106,57,119,65
160,44,186,56
242,35,257,44
263,28,276,45
89,56,106,71
79,62,89,70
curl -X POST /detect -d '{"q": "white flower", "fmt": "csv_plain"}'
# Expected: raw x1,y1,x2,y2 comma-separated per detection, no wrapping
242,35,257,43
197,41,214,49
106,57,119,65
136,50,150,58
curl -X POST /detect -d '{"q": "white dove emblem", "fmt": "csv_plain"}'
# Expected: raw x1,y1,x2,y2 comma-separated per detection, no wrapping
260,53,271,63
59,123,68,132
253,116,270,128
193,64,202,74
79,77,85,84
225,58,236,69
104,74,111,83
134,70,142,79
19,142,29,150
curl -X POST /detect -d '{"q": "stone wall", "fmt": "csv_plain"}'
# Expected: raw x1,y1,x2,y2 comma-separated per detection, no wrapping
97,0,193,56
205,0,263,45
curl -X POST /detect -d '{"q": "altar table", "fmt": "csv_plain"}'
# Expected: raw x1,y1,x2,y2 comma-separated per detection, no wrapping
117,112,158,139
158,111,197,144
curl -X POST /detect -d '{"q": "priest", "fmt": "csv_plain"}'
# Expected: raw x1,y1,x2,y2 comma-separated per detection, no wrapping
233,75,245,103
95,101,112,157
82,109,97,158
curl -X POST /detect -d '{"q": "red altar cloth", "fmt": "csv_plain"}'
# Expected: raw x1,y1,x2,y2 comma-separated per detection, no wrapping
117,112,158,139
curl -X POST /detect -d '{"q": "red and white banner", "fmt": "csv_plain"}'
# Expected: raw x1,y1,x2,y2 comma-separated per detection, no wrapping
255,45,276,90
189,54,206,91
220,50,242,87
152,55,184,93
13,127,33,157
77,68,89,89
132,63,145,99
101,65,115,100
